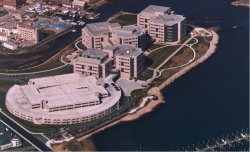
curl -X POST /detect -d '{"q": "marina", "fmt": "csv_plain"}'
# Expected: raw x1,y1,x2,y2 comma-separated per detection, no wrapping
176,129,249,151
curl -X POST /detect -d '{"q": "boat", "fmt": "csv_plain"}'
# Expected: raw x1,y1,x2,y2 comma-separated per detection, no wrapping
71,22,77,25
72,29,76,32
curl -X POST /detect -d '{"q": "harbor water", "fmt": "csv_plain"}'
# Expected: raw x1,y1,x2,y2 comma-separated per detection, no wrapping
89,0,249,151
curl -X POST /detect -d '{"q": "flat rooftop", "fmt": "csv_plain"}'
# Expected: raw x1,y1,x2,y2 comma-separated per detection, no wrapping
150,14,185,25
84,22,120,36
140,5,171,17
76,49,109,64
114,44,142,57
6,74,122,119
112,25,144,37
21,73,108,108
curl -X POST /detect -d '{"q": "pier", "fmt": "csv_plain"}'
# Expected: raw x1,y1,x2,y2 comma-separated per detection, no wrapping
177,129,249,151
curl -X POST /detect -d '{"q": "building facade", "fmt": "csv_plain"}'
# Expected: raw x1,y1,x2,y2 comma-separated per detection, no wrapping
3,41,18,50
103,44,145,78
18,24,39,43
72,0,86,11
5,73,121,124
137,5,186,43
82,22,146,50
0,32,8,41
74,49,113,78
82,22,119,49
3,0,26,10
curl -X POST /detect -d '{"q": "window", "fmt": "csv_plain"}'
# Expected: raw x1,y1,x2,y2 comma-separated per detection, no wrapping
121,68,124,72
101,37,103,42
121,62,124,66
156,34,158,38
156,28,158,32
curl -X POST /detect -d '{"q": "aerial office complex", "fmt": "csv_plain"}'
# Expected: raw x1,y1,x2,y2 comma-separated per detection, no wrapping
82,22,145,50
137,5,186,43
6,73,121,124
74,44,145,79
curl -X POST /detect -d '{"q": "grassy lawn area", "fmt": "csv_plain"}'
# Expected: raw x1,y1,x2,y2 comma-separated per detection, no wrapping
137,69,153,81
130,88,149,108
179,34,191,44
161,59,173,69
65,140,84,151
110,14,137,26
76,41,87,50
41,30,56,40
147,45,180,69
149,43,165,50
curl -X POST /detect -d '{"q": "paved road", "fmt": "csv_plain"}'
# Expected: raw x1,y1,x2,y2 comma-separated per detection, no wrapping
0,113,52,151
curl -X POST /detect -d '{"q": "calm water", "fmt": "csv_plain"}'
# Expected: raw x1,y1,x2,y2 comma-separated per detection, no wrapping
90,0,249,151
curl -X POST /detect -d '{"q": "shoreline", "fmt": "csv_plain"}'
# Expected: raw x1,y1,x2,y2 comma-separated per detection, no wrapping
229,0,250,8
73,29,219,151
50,29,219,151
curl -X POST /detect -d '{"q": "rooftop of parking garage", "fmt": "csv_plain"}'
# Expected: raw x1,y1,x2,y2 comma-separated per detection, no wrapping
6,74,122,120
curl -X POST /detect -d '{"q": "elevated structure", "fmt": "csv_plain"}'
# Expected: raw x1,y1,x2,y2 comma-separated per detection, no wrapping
82,22,146,50
6,73,121,124
74,49,112,78
137,5,186,43
104,44,145,78
18,23,39,43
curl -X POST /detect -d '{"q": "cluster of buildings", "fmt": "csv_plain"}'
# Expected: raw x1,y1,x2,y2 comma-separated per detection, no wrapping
5,5,186,125
0,124,21,150
0,22,40,50
1,0,26,10
77,5,186,79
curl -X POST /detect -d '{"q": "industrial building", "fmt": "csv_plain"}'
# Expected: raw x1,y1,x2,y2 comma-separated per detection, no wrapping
6,73,121,125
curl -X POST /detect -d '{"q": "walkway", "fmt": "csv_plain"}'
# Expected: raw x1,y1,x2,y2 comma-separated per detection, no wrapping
147,32,197,83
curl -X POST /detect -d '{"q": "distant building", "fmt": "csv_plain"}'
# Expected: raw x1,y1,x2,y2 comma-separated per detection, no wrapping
18,23,39,43
42,0,61,5
0,125,21,150
0,25,13,36
2,0,26,10
72,0,86,11
3,41,18,50
0,0,3,6
74,49,113,78
137,5,186,43
61,0,72,8
0,32,8,41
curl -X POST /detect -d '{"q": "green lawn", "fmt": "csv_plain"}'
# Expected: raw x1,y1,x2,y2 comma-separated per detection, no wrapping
147,46,180,69
65,140,84,151
130,88,149,108
110,14,137,26
137,69,153,81
149,44,165,50
41,30,56,40
89,0,102,4
76,41,87,50
179,34,191,44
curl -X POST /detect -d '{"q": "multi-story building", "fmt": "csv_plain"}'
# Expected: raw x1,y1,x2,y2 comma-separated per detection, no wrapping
3,0,26,10
72,0,86,11
103,44,145,79
137,5,186,43
3,41,18,50
82,22,120,49
18,24,39,43
0,25,13,36
74,49,112,78
82,22,146,50
0,32,8,41
110,25,146,50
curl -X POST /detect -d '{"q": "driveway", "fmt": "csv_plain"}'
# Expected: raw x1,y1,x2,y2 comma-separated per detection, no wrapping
116,78,146,96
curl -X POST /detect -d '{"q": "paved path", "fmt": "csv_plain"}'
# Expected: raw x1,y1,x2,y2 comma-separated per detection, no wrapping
147,33,197,83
